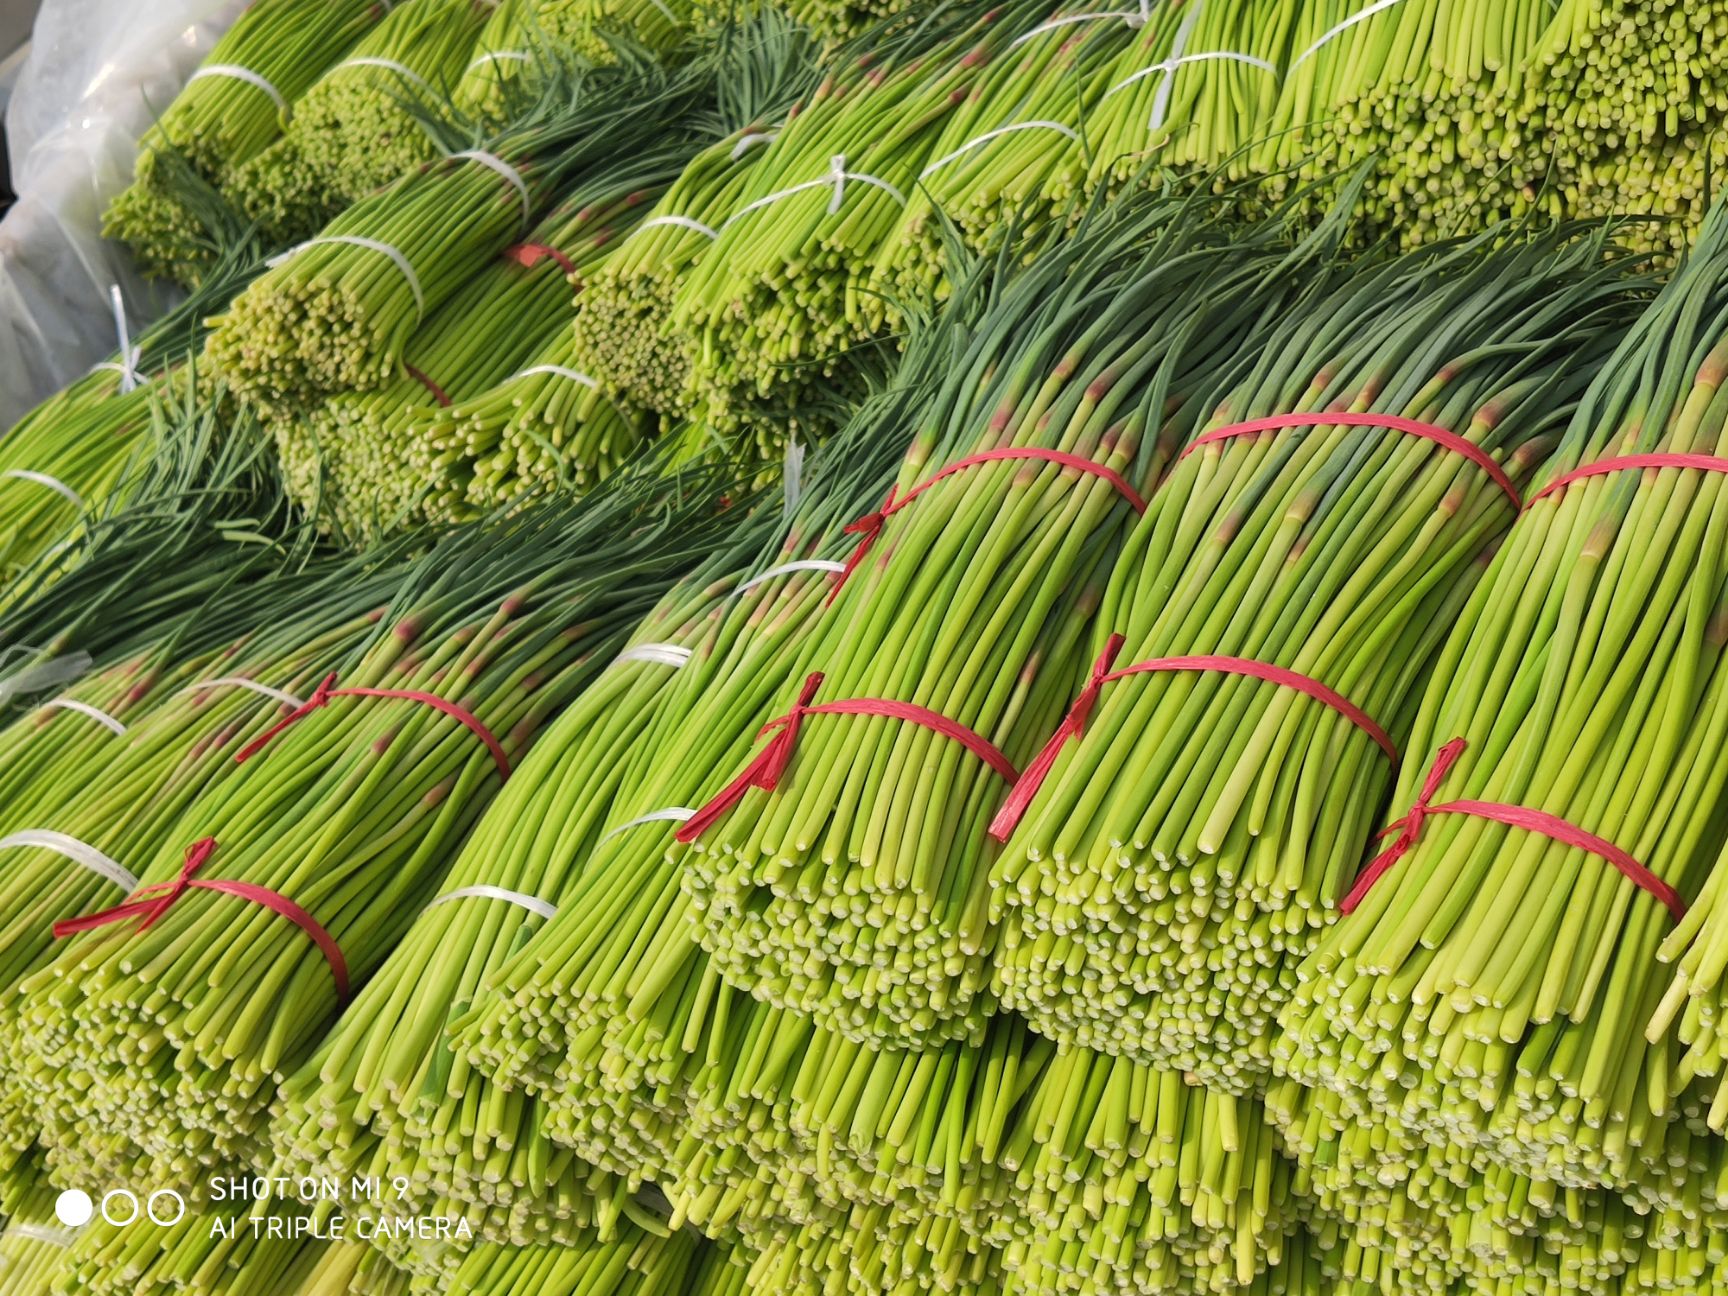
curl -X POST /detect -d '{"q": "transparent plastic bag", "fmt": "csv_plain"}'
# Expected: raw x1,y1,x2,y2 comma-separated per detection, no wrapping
0,0,245,429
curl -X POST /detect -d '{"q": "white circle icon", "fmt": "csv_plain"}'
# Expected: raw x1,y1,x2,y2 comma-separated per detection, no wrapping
147,1190,186,1226
100,1190,139,1226
53,1189,94,1227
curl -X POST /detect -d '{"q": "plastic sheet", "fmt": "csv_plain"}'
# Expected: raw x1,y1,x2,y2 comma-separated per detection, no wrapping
0,0,245,429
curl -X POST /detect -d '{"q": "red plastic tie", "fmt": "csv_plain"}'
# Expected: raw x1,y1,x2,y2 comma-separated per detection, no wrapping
831,448,1148,603
504,242,577,276
990,636,1395,842
1183,413,1523,512
676,673,824,842
1525,452,1728,509
52,838,351,999
677,675,1018,843
1338,739,1685,921
405,364,451,408
233,672,511,779
988,634,1125,840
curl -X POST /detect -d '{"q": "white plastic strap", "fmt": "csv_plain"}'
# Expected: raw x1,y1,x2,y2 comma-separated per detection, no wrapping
722,156,906,231
920,121,1081,178
7,1223,77,1247
178,677,307,709
598,807,696,844
614,644,693,667
337,57,434,96
425,885,557,919
1,470,84,509
1010,0,1150,47
190,64,290,118
468,49,530,69
731,130,778,160
451,149,532,227
1152,3,1203,129
93,358,142,385
732,559,846,596
269,237,425,316
1289,0,1406,71
1108,49,1282,95
826,154,849,213
0,831,138,894
37,698,127,735
518,364,597,387
107,285,141,392
634,214,720,240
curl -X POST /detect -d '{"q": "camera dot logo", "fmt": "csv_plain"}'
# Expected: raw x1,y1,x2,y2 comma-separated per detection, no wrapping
85,1188,187,1227
53,1189,94,1227
100,1190,139,1226
148,1190,187,1226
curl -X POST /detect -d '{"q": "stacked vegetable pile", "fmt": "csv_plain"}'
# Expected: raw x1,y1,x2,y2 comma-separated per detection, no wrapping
442,197,1347,1296
272,167,670,536
650,1,1045,445
6,459,746,1208
19,1,1728,1294
675,191,1322,1052
228,0,497,247
1275,208,1728,1293
265,515,788,1263
103,0,389,284
990,223,1646,1094
0,250,265,592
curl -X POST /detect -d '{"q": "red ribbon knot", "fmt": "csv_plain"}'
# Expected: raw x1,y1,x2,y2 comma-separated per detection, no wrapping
677,673,824,842
52,838,352,998
232,672,511,779
678,674,1021,843
1181,412,1523,512
827,448,1148,605
235,672,339,764
831,493,895,602
52,837,219,938
1339,738,1685,922
990,637,1396,843
504,242,577,276
988,635,1124,841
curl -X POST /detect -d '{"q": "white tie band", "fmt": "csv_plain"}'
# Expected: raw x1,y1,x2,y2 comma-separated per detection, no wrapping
598,807,697,844
634,214,720,241
468,50,530,70
425,884,558,919
731,559,846,597
189,64,290,118
920,121,1081,178
451,149,533,228
108,284,141,392
517,364,597,388
336,57,434,97
731,130,778,160
0,831,138,894
1010,0,1151,47
1,470,84,509
614,644,694,668
1289,0,1408,72
269,237,425,316
37,698,127,735
723,155,907,231
178,677,307,709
